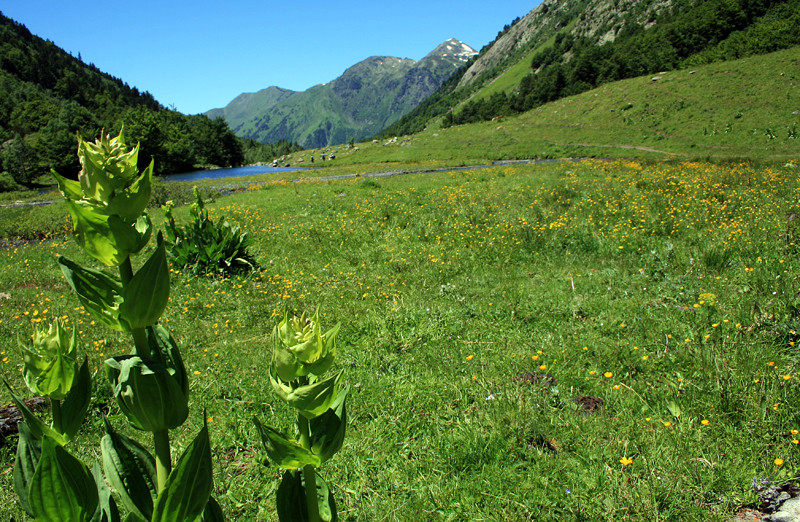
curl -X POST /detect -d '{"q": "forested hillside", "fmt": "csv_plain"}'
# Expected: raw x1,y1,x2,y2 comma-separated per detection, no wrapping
380,0,800,136
0,12,252,189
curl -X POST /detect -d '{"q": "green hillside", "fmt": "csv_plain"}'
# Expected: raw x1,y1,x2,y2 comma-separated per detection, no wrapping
298,47,799,167
382,0,800,138
468,18,579,105
207,40,478,149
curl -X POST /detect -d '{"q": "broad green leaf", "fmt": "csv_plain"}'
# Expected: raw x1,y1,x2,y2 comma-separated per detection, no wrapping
58,256,128,331
271,332,303,383
151,420,213,522
3,381,67,445
310,386,348,463
270,370,342,419
303,323,339,377
253,418,321,469
31,354,75,400
132,213,153,256
59,357,92,440
120,238,169,329
66,201,142,267
101,419,157,520
201,496,225,522
13,421,41,517
146,324,189,396
275,469,338,522
91,461,121,522
313,472,338,522
52,168,84,200
275,470,305,522
106,160,154,220
29,436,99,522
20,318,78,400
105,355,189,432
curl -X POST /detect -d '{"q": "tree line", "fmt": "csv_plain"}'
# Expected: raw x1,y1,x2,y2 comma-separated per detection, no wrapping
0,12,299,190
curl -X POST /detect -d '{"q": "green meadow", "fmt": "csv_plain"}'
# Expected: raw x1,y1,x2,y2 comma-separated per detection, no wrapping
3,157,800,519
294,48,800,169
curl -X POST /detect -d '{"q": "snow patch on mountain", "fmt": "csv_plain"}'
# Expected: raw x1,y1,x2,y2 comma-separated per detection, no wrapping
424,38,477,63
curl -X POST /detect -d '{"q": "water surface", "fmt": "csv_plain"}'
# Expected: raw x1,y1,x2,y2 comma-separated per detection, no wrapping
163,165,309,183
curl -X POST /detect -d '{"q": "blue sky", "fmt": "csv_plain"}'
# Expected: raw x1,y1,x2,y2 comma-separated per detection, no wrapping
2,1,540,115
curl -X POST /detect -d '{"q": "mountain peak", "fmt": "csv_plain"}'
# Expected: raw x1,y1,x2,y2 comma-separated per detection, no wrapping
424,38,477,63
206,38,477,148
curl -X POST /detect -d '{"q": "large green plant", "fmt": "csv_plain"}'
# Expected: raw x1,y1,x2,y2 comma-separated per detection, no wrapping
163,187,257,275
9,130,220,521
5,318,93,518
254,310,348,522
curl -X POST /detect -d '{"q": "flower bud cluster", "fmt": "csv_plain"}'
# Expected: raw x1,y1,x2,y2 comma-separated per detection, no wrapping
53,130,153,266
20,318,78,401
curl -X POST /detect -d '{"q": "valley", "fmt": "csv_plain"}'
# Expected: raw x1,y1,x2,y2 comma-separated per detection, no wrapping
0,0,799,519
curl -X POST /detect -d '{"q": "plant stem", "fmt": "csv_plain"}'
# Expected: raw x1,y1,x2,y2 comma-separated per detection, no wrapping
119,257,150,356
298,412,310,448
303,464,320,522
298,414,321,522
119,256,135,285
51,398,63,435
153,429,172,493
131,327,149,357
122,256,171,493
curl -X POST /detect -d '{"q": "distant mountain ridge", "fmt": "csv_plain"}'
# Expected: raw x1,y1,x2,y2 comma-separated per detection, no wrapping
205,38,477,148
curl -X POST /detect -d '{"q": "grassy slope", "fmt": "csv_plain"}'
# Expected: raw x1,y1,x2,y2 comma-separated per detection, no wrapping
1,44,799,522
297,47,797,168
468,19,579,105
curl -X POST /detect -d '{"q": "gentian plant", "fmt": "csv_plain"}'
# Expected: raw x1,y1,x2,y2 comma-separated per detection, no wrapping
9,130,220,521
254,310,348,522
6,318,92,518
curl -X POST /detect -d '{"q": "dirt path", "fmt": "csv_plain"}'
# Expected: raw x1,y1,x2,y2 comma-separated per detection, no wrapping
559,142,684,155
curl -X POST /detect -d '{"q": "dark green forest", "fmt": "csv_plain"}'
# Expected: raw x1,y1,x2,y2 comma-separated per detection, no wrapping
383,0,800,134
0,12,300,191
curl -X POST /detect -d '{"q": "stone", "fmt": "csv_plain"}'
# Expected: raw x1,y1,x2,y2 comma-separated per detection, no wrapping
771,497,800,522
729,508,764,521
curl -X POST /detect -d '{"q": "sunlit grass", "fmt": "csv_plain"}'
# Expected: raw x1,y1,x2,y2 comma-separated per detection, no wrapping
2,159,800,520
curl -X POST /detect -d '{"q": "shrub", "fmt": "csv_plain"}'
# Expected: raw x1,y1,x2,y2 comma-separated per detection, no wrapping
163,187,258,275
0,170,23,192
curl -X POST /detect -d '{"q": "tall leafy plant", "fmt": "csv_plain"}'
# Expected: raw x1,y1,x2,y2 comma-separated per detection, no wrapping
254,310,348,522
9,130,220,521
5,318,94,518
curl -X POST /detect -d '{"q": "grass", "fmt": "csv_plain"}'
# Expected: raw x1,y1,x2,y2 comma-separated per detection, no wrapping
2,158,800,519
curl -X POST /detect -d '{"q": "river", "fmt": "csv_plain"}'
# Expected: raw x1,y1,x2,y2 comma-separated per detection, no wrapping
163,159,574,184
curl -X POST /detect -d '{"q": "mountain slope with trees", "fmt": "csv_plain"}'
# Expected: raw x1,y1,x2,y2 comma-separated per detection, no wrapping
380,0,800,137
0,11,248,189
